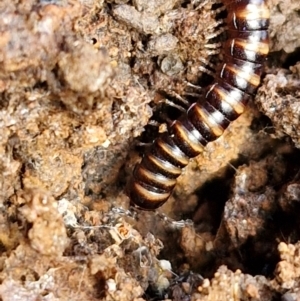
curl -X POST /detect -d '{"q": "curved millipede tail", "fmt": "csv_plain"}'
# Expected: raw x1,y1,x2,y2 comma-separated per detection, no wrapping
127,0,270,210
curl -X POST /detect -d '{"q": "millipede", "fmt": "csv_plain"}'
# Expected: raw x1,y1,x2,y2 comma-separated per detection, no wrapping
127,0,270,210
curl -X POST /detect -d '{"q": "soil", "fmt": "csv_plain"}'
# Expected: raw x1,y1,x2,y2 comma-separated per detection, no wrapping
0,0,300,300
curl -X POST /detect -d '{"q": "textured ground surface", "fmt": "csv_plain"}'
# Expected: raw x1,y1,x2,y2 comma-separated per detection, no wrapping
0,0,300,300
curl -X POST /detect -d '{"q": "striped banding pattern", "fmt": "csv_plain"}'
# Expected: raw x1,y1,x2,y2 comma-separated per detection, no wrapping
127,0,270,210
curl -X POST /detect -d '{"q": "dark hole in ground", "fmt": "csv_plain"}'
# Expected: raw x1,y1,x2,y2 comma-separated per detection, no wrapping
93,271,107,299
192,166,237,233
282,47,300,69
239,236,280,277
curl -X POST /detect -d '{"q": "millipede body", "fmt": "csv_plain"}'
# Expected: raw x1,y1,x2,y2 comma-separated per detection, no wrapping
127,0,270,210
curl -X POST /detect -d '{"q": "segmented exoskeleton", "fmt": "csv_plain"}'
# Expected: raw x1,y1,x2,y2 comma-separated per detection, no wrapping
127,0,270,210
